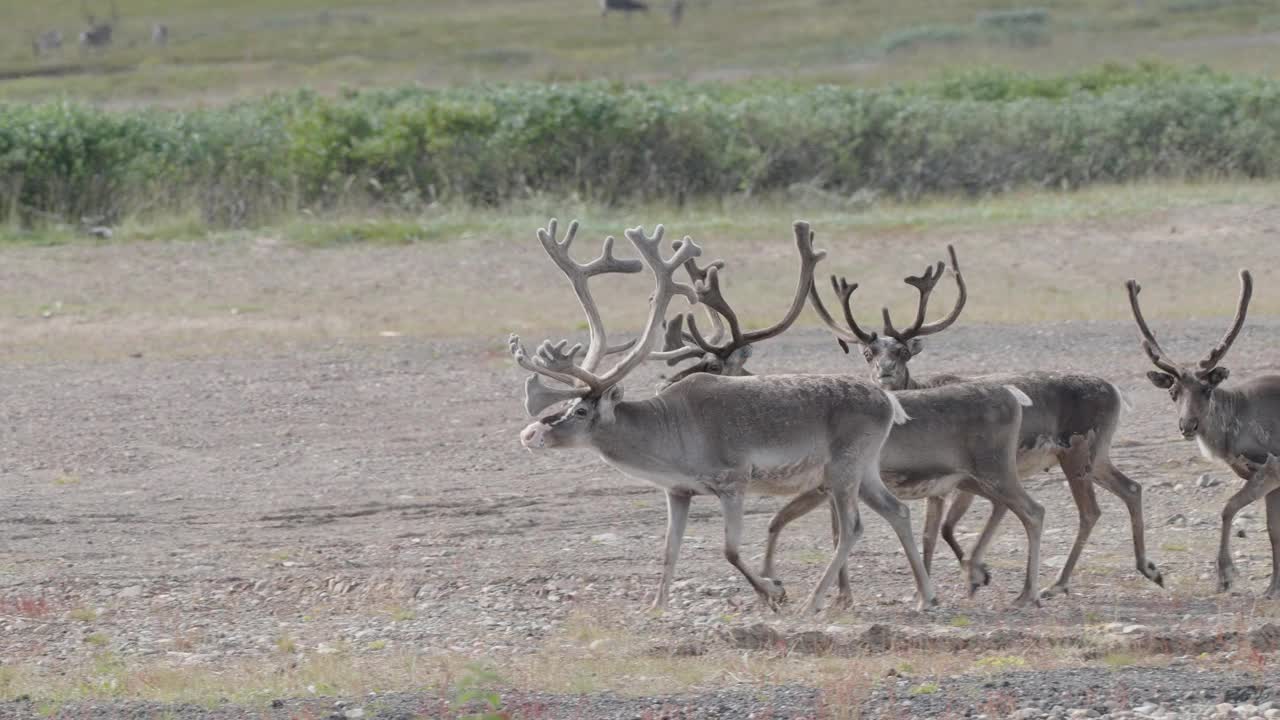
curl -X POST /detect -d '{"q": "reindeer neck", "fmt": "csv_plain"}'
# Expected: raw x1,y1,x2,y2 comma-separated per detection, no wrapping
1200,385,1245,460
590,396,692,473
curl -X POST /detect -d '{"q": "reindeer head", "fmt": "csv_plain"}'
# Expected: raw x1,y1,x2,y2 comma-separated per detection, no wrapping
656,221,825,386
510,219,700,450
1125,271,1252,439
810,246,966,390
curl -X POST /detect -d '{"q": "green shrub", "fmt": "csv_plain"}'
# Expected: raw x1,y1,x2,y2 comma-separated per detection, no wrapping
1,64,1278,229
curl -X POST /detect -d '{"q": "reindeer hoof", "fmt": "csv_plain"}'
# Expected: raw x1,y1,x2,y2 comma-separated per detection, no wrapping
1011,593,1042,609
915,594,939,612
1039,583,1069,600
1265,581,1280,600
833,592,853,610
758,578,786,612
1142,561,1165,588
966,562,992,596
1217,562,1238,593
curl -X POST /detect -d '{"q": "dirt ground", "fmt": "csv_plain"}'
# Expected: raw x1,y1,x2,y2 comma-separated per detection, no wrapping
2,204,1280,718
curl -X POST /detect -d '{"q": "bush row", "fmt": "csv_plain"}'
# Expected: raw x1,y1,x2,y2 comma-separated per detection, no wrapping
1,64,1278,226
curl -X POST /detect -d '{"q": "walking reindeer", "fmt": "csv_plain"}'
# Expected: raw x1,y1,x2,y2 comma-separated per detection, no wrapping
512,219,937,613
1126,271,1280,598
661,229,1045,605
806,247,1162,598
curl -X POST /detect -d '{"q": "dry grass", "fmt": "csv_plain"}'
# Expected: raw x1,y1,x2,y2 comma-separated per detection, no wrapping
0,602,1124,711
0,178,1277,363
3,0,1278,104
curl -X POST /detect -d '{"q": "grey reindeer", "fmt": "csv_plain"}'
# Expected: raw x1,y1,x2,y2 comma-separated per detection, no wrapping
78,0,118,50
661,232,1046,606
32,30,64,57
600,0,650,19
1126,271,1280,598
512,219,937,614
805,247,1163,599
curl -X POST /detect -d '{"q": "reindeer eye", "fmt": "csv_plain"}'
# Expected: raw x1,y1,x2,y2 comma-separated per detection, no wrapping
863,349,874,361
574,407,588,417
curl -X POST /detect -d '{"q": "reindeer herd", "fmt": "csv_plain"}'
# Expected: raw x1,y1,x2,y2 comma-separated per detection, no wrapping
30,2,168,58
510,218,1280,614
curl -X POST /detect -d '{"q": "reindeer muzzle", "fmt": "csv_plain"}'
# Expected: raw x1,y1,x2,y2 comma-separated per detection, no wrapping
520,421,552,450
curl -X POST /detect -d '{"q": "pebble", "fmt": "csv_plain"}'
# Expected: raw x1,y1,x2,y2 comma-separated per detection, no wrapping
1197,473,1221,488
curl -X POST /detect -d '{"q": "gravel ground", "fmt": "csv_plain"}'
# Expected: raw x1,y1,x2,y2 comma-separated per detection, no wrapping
3,322,1280,718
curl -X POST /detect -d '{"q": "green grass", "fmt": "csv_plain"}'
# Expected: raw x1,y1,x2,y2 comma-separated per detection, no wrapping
3,0,1280,104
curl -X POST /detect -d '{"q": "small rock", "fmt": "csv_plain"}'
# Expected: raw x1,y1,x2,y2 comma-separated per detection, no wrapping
1198,473,1221,488
1013,709,1043,720
117,585,143,599
344,710,365,720
1121,624,1148,635
1135,703,1158,715
1167,514,1188,527
1264,710,1280,719
591,533,620,544
88,226,113,239
1217,703,1237,718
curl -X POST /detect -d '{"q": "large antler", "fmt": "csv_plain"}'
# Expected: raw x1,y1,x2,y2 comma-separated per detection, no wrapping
1198,270,1253,375
511,223,701,414
537,219,644,373
882,245,966,342
590,226,700,388
679,220,827,358
1124,279,1183,377
809,271,878,347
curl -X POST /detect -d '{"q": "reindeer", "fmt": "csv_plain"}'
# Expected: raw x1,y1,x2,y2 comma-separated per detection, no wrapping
670,0,686,26
600,0,650,19
512,219,937,613
1126,271,1280,598
79,0,117,50
806,246,1163,598
660,230,1046,605
32,30,64,57
152,23,168,47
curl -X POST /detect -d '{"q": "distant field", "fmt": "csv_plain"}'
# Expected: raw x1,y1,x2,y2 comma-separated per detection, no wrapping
3,0,1280,103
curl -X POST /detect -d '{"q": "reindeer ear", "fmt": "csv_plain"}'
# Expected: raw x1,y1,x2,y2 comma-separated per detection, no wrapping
598,384,625,424
1202,367,1229,386
523,376,583,416
1146,371,1175,389
906,338,925,356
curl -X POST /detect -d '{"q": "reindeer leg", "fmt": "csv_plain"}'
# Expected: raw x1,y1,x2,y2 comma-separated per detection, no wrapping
829,493,858,609
651,491,691,611
1266,488,1280,600
941,491,975,567
923,496,944,576
1217,457,1280,593
800,477,858,615
857,471,937,611
762,488,826,584
961,494,1004,595
719,490,786,611
963,472,1045,607
1042,437,1100,598
1094,458,1163,587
